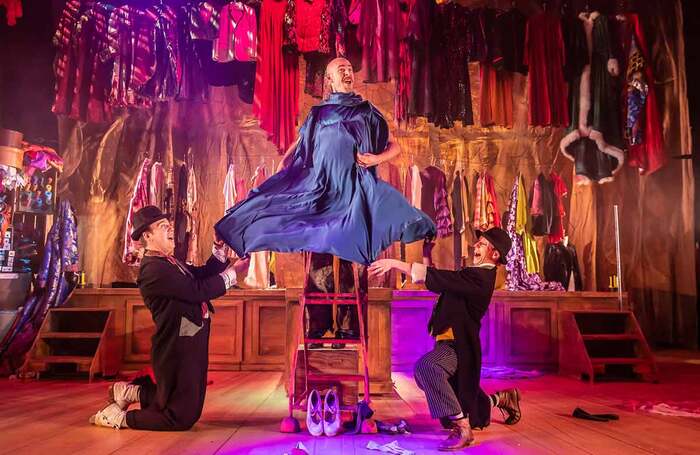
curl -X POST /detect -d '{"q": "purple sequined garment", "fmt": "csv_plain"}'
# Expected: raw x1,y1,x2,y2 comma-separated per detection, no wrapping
505,177,564,291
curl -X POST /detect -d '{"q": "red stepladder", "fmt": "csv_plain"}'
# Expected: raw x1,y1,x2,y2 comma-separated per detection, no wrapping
280,253,371,432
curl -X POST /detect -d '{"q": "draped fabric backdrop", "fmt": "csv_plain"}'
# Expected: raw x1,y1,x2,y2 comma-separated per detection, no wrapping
56,0,696,348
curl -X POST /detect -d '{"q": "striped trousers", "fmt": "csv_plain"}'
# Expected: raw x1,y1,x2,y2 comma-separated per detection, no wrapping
413,341,462,419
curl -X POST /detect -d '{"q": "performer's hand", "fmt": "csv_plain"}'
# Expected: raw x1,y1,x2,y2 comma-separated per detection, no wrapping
232,256,250,275
356,152,382,168
368,259,394,277
214,231,225,248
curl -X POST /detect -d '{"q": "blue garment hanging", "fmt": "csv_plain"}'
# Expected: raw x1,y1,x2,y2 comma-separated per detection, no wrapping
215,92,436,265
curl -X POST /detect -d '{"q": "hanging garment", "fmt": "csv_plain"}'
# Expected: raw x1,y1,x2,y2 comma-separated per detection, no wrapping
475,8,514,128
504,176,563,291
405,0,434,120
254,0,300,152
215,92,436,265
548,172,568,244
420,166,452,238
544,242,582,291
497,8,527,75
149,161,166,213
530,173,558,237
123,158,152,266
104,5,158,108
140,3,181,102
52,0,82,119
185,164,199,265
0,0,22,26
377,162,402,192
213,1,258,62
174,164,189,262
245,165,272,288
450,170,473,266
525,11,569,127
622,13,665,175
357,0,401,82
177,3,217,101
516,175,539,274
235,174,248,203
560,12,624,184
67,2,115,123
0,201,78,373
472,171,500,232
429,2,473,128
223,164,238,211
403,164,422,209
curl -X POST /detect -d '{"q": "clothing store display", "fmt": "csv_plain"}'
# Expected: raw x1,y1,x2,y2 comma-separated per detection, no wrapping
216,92,436,265
560,12,624,184
505,176,564,291
419,166,452,238
525,11,568,127
253,0,299,152
622,13,665,175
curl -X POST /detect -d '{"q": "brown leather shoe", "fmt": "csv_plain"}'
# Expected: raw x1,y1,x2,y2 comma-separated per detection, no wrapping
438,418,474,451
495,388,521,425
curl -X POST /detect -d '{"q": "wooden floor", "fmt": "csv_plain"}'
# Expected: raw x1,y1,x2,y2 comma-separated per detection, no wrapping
2,352,700,454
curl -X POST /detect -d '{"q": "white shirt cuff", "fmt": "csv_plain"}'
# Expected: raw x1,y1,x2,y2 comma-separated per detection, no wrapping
411,263,427,284
212,244,228,263
219,269,237,290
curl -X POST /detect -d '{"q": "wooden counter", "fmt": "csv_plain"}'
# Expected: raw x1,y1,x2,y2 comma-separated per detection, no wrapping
391,290,629,372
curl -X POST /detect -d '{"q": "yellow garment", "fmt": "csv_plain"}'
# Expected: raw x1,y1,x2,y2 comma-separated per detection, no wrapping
435,327,455,341
517,175,540,273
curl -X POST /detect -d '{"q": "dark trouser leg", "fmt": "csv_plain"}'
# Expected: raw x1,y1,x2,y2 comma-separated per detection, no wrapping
305,253,334,337
336,259,367,338
413,341,463,419
126,321,210,431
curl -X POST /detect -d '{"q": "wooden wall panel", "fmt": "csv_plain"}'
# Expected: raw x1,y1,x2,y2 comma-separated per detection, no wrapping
244,300,286,369
209,299,244,368
125,299,154,362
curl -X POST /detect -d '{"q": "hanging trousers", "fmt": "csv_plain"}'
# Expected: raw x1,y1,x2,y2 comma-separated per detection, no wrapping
413,340,463,419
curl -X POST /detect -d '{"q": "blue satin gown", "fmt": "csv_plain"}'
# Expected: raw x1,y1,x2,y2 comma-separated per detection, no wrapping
214,92,436,265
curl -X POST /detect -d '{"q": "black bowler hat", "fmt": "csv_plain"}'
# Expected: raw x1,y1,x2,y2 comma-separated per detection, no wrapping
130,205,169,241
475,227,512,265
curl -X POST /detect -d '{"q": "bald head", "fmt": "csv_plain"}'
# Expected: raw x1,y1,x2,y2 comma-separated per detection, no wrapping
325,57,355,94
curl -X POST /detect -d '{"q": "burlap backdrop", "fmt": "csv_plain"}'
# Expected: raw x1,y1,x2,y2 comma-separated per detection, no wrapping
57,0,696,347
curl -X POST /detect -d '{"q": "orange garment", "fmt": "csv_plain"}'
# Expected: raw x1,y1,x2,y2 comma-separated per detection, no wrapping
473,171,500,231
480,64,514,128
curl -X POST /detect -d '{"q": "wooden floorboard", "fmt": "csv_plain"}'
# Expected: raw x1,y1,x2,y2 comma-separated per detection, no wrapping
1,354,700,455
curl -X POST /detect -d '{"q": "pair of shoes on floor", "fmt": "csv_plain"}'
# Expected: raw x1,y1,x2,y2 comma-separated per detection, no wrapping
306,389,341,436
572,407,620,422
108,381,141,410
